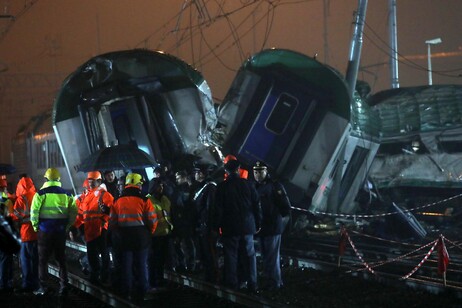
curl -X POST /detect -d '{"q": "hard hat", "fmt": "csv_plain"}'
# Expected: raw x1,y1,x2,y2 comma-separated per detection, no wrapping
44,168,61,181
87,171,102,180
223,154,237,164
125,173,144,186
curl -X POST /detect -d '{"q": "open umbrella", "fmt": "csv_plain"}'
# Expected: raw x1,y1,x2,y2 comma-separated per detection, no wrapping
0,163,16,175
77,144,157,172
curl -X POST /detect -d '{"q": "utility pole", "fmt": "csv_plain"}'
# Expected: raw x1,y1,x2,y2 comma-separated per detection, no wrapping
388,0,399,88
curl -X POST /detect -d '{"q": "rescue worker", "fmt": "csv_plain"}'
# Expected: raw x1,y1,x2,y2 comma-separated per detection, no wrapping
0,179,15,294
11,175,39,293
75,171,114,285
147,178,173,289
30,168,77,296
252,161,291,290
70,179,90,276
223,154,248,179
214,159,262,292
109,173,157,301
191,163,218,282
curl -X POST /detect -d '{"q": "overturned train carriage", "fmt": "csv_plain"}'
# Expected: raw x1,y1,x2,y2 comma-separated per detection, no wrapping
215,49,379,213
53,49,217,194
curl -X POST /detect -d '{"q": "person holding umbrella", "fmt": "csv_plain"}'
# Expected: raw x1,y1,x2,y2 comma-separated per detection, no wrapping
30,168,77,296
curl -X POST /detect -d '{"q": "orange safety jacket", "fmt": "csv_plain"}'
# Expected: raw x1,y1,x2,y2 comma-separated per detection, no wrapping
75,186,114,242
74,189,89,228
224,168,249,180
109,185,157,234
12,177,37,242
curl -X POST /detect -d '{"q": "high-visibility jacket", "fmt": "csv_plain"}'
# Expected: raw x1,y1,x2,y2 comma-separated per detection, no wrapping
75,186,114,242
30,180,77,233
224,168,249,180
109,186,158,251
110,186,157,233
1,191,13,218
148,194,172,237
12,177,37,242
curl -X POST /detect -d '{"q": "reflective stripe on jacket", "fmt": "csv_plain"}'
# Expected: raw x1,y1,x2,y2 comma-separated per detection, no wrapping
148,194,172,237
30,180,77,233
109,186,157,233
78,187,114,242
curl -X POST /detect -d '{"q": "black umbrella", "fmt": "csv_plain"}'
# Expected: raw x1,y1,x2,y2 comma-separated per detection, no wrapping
0,163,16,175
77,144,157,172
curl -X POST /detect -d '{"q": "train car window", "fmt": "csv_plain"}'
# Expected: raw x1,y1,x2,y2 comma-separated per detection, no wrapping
48,139,65,167
35,142,46,169
265,93,298,135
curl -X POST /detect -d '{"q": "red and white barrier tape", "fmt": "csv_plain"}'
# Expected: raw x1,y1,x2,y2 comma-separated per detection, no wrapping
349,229,422,247
401,239,439,280
343,229,375,274
346,239,437,273
291,193,462,219
441,237,462,253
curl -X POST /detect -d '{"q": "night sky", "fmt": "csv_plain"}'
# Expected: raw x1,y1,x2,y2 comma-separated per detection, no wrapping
0,0,461,162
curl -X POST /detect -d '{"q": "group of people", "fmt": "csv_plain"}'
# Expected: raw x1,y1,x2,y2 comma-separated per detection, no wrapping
0,170,76,296
0,155,291,301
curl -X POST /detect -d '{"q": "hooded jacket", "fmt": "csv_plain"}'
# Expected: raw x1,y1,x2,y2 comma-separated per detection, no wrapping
75,186,114,242
12,177,37,242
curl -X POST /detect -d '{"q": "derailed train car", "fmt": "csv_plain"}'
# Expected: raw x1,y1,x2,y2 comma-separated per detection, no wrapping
215,49,379,213
52,48,379,216
53,49,218,194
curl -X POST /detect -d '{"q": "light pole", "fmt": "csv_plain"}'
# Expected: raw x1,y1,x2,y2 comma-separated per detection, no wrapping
425,37,442,85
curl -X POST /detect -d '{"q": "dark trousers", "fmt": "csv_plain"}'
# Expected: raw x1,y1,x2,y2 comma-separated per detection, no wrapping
0,249,13,289
173,235,196,270
20,240,39,289
149,235,169,287
258,234,282,288
112,247,149,297
196,232,219,283
37,231,68,288
222,235,256,290
86,230,110,282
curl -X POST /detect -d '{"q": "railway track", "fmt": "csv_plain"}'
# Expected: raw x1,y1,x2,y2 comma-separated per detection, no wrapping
282,232,462,294
58,235,462,307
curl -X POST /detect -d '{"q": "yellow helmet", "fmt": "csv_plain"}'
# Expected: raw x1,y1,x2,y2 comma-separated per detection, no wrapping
87,171,102,180
125,173,144,186
44,168,61,181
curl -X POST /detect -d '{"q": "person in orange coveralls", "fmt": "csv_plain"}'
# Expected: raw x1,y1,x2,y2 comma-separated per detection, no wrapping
75,171,114,285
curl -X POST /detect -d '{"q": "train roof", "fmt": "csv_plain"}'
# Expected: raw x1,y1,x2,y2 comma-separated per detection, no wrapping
362,84,462,141
53,49,207,124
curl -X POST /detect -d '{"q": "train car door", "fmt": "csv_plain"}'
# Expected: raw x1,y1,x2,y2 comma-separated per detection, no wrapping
237,78,319,171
